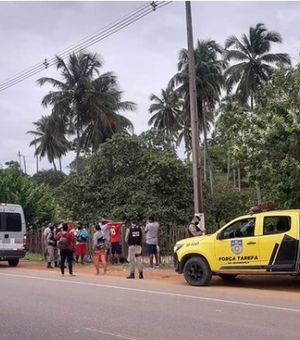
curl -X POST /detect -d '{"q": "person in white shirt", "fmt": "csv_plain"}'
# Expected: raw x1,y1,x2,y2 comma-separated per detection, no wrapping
145,216,159,269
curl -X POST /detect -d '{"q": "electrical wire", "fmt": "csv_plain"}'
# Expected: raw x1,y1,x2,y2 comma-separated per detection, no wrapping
0,1,172,92
0,2,151,86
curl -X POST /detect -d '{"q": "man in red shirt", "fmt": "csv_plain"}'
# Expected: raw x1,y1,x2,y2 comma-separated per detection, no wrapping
56,223,76,277
108,222,123,264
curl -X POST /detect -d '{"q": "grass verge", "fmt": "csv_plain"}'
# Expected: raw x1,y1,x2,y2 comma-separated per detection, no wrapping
24,252,45,261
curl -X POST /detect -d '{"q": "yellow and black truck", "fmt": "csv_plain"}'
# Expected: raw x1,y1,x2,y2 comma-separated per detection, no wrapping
174,206,300,286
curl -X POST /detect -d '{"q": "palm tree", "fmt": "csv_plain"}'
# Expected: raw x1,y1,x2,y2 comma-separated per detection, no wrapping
148,85,183,136
81,72,135,153
172,40,227,185
225,22,291,109
37,52,136,173
27,115,69,171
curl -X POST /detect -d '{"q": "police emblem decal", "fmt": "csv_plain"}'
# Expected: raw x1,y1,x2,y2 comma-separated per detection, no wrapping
231,240,243,255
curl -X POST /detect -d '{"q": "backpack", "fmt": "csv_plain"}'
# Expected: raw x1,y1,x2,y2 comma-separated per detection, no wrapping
58,236,68,250
78,232,88,243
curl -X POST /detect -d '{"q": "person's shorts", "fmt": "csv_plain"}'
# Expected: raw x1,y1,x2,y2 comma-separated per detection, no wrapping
76,243,87,256
146,243,157,255
111,242,121,255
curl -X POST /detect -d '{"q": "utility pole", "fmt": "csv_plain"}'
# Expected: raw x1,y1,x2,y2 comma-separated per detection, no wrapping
17,150,22,171
185,1,204,214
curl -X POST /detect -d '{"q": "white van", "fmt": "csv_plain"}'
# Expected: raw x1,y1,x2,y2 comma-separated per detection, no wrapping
0,203,27,267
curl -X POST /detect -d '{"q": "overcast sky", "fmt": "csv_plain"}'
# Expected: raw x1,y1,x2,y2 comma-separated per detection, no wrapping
0,1,299,174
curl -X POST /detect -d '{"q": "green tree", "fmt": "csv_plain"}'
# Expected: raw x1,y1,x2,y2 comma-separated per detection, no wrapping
225,22,291,109
27,115,69,171
0,167,56,227
37,52,136,172
56,133,194,225
173,40,227,189
216,65,300,207
148,84,183,135
32,169,66,188
81,73,135,153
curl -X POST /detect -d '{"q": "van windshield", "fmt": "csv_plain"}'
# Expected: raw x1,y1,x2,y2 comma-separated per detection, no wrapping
0,212,22,232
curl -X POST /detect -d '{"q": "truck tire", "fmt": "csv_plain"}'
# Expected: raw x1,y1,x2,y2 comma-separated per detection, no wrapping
218,274,238,281
8,259,19,267
183,256,212,286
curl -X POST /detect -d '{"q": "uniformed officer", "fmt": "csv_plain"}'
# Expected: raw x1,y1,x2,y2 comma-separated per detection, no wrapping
188,213,206,237
125,219,144,279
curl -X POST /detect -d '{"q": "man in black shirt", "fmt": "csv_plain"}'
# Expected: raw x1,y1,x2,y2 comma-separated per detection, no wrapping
125,219,144,279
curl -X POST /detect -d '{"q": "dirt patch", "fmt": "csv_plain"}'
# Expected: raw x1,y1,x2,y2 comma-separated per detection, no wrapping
17,260,183,283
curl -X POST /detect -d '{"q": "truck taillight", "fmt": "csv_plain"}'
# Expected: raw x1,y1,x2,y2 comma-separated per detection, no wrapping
23,234,27,247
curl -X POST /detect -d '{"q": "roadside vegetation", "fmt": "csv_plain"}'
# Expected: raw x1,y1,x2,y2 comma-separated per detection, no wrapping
2,23,298,243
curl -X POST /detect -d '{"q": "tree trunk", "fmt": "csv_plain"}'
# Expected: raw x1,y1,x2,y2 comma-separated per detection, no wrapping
255,181,262,204
202,107,215,197
208,158,214,199
76,128,81,174
52,159,57,172
238,167,241,191
255,166,262,204
59,157,62,172
250,93,254,110
203,146,207,182
227,152,230,181
36,155,39,174
187,151,191,162
200,102,208,183
233,169,236,188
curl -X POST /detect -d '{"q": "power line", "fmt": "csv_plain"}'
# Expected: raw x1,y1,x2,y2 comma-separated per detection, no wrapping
0,2,156,91
0,1,172,92
0,2,151,86
0,2,166,91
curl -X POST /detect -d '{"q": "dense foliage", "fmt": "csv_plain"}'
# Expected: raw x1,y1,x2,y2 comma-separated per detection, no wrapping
56,132,193,225
0,167,56,227
23,22,300,239
54,132,254,231
32,169,66,188
216,66,300,208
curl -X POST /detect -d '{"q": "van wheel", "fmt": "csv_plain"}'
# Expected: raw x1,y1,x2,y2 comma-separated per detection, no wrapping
8,259,19,267
218,274,238,281
183,257,212,286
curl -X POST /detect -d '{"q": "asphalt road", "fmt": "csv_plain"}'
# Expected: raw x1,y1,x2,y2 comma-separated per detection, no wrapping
1,266,300,340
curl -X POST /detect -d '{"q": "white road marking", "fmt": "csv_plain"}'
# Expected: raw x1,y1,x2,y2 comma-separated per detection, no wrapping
1,272,300,314
86,327,146,340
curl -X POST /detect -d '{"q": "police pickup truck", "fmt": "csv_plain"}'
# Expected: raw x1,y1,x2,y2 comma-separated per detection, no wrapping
174,205,300,286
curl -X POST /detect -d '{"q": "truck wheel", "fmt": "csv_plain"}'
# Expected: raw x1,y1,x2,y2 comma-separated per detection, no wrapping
8,259,19,267
218,274,237,281
183,256,212,286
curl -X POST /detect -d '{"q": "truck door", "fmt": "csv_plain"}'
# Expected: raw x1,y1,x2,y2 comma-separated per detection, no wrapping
215,217,260,271
258,214,299,271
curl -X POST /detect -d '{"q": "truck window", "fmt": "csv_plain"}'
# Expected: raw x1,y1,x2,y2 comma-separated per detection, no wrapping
223,218,255,239
5,213,22,232
263,216,291,235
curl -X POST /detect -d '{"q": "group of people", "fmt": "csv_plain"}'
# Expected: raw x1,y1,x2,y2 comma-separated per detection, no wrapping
43,216,160,279
43,221,88,276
